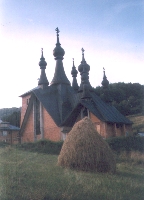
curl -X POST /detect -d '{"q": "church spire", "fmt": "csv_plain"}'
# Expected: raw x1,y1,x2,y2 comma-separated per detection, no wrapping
38,48,49,88
78,48,92,97
101,68,112,104
71,58,79,91
51,28,70,85
101,67,109,88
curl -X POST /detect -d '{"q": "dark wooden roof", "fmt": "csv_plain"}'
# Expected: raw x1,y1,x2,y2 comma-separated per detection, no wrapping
20,84,132,129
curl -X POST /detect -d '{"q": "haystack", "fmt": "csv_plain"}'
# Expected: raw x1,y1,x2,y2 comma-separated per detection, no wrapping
58,117,116,173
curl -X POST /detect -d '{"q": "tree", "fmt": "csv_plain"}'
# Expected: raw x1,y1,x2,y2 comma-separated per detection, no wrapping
94,82,144,116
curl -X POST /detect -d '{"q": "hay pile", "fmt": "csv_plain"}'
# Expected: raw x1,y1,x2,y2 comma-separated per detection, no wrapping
58,117,116,173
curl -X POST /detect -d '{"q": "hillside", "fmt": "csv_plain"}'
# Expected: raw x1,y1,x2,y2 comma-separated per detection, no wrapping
0,107,21,119
127,114,144,134
95,82,144,116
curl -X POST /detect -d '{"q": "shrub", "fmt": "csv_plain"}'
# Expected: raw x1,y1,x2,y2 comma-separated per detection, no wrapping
106,136,144,153
16,139,63,155
118,151,144,165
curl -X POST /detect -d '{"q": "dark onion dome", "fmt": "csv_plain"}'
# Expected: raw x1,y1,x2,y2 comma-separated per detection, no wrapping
78,48,92,93
101,67,109,88
39,48,47,69
78,48,90,73
71,58,78,77
71,58,79,91
38,48,49,86
51,28,70,86
53,27,65,60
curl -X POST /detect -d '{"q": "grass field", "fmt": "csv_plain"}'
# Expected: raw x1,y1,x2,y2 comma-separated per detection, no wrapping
0,145,144,200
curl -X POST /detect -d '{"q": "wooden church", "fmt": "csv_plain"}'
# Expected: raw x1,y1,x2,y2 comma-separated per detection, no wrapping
19,28,132,143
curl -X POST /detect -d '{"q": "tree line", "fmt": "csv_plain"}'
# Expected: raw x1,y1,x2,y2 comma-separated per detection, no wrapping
94,82,144,116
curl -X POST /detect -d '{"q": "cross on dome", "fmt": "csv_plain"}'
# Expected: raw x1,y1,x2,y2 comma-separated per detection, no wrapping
55,27,60,34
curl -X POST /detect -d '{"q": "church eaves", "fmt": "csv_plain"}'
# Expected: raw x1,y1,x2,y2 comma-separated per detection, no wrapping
50,27,70,86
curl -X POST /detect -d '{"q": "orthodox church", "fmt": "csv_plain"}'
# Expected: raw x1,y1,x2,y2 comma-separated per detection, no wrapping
19,28,132,143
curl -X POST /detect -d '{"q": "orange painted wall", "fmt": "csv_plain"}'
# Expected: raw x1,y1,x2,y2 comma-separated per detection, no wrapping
21,105,61,143
106,123,116,137
89,112,106,137
43,107,61,141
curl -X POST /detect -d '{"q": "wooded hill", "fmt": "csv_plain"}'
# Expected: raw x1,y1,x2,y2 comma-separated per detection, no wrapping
94,82,144,116
0,107,21,127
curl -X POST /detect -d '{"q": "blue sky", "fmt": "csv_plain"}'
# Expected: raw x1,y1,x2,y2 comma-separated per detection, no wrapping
0,0,144,108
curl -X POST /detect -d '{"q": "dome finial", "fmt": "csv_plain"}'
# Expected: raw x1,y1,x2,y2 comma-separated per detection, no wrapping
81,48,85,61
55,27,60,44
41,48,43,57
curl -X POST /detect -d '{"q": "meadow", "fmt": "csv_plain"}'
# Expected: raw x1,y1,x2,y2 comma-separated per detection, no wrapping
0,142,144,200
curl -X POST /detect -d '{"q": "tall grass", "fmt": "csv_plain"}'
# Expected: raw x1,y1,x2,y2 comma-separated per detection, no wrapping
0,144,144,200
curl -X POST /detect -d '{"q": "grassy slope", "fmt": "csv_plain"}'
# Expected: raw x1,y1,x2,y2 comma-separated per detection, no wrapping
0,146,144,200
127,114,144,134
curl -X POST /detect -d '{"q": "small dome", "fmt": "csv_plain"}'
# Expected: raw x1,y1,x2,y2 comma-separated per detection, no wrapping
53,27,65,60
101,78,109,88
71,59,78,77
78,60,90,73
39,49,47,69
78,48,90,73
101,69,109,88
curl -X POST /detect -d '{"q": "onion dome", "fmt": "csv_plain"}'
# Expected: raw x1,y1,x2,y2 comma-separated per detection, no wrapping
78,48,90,73
38,48,49,87
71,58,79,91
101,68,112,104
39,48,47,69
101,67,109,88
53,27,65,60
78,48,92,93
71,58,78,77
51,28,70,86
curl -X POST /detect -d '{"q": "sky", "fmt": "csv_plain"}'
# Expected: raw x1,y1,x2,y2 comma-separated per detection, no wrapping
0,0,144,108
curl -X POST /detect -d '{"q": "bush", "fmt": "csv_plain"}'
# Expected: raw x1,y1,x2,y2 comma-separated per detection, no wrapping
106,136,144,153
0,141,9,148
16,139,63,155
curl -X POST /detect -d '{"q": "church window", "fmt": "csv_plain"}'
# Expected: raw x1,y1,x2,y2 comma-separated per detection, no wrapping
36,98,40,135
2,131,8,136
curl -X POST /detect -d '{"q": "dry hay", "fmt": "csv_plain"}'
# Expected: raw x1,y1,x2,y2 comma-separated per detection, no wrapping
58,117,116,173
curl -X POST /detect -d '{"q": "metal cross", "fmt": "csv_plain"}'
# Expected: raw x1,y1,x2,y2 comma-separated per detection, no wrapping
55,27,60,34
81,48,85,54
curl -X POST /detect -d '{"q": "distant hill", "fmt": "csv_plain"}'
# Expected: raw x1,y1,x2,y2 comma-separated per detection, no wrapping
94,82,144,116
0,107,21,120
127,114,144,134
0,107,21,127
